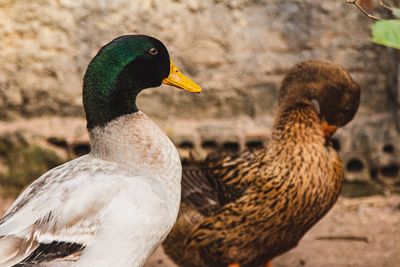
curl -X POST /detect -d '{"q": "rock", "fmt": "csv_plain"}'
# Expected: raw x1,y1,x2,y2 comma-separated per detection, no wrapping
0,0,399,194
0,0,396,120
0,132,64,197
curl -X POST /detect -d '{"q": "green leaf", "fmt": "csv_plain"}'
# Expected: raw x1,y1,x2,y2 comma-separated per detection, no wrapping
371,20,400,49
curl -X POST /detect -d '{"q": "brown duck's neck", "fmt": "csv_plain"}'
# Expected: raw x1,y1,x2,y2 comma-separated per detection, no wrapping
271,103,325,145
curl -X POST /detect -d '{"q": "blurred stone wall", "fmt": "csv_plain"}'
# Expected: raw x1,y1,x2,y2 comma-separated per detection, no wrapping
0,0,399,196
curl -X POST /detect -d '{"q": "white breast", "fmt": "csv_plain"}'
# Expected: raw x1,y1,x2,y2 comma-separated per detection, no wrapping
85,112,182,266
83,112,182,266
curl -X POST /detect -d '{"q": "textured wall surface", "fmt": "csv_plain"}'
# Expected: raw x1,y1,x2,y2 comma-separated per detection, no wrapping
0,0,399,194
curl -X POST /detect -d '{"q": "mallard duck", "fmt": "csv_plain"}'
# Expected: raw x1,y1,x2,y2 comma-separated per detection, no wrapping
163,61,360,267
0,35,201,267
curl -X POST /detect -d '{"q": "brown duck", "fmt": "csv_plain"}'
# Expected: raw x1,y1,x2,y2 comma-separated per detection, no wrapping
163,61,361,267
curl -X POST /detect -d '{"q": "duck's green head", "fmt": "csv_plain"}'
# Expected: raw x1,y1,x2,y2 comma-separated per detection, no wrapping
83,35,201,129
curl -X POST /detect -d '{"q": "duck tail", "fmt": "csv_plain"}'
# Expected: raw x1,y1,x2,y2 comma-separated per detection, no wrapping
0,235,38,266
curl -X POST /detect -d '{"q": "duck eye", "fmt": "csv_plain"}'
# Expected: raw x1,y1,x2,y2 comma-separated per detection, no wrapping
149,47,158,56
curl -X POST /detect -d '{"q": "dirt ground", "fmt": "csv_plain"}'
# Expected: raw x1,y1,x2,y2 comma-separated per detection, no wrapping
1,195,399,267
145,195,400,267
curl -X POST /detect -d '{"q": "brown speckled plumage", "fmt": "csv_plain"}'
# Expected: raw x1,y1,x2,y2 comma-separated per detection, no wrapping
163,61,360,267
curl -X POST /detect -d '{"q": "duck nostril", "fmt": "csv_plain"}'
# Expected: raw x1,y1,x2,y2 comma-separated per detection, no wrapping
346,158,364,173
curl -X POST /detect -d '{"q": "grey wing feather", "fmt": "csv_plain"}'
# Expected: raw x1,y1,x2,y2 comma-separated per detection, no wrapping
181,163,222,216
181,148,266,217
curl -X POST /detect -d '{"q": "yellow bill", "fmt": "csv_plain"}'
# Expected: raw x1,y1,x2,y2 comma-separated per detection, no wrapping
162,59,202,93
